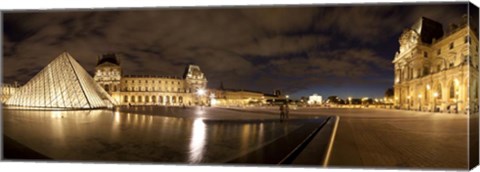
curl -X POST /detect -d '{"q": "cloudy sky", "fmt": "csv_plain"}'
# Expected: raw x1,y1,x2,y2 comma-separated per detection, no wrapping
2,3,473,99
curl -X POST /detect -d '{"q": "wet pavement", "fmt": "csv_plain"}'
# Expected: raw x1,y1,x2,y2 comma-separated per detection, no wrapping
2,106,329,164
3,106,470,169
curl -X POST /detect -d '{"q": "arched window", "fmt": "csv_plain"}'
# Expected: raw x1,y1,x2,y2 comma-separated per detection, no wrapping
172,96,177,103
131,96,135,103
450,82,455,98
152,96,156,103
138,96,142,103
166,96,170,103
436,84,442,99
124,95,128,103
113,85,117,91
179,96,183,103
104,85,109,92
159,96,163,104
145,96,149,103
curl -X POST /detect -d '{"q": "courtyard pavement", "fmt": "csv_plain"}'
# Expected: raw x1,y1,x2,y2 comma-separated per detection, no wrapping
226,107,471,169
2,106,473,169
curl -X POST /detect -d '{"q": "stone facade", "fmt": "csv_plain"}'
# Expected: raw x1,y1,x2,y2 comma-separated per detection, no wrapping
393,17,479,114
94,54,208,106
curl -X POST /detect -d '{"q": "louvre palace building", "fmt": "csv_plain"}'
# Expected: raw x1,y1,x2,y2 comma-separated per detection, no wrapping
393,16,479,114
93,53,208,106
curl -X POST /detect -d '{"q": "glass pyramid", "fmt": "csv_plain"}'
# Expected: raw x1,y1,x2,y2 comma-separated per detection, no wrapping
6,52,116,109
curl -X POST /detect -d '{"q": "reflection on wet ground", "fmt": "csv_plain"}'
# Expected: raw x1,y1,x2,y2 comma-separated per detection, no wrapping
3,108,323,163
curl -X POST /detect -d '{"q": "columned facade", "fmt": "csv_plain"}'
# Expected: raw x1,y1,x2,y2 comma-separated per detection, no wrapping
94,54,208,106
393,16,478,114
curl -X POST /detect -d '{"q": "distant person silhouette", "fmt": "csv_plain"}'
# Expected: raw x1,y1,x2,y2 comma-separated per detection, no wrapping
285,103,290,120
279,104,285,121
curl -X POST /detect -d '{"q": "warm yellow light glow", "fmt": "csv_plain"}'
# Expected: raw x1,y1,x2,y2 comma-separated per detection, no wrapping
433,92,439,98
189,118,206,163
418,94,422,98
407,96,411,99
454,78,460,86
426,84,431,90
286,95,289,99
196,88,206,96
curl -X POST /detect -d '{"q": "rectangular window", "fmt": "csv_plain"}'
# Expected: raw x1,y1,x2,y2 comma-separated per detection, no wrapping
423,52,428,58
449,42,454,49
437,49,441,55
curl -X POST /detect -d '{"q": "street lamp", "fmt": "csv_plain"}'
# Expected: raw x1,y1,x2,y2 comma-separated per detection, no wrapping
348,97,352,107
418,94,422,111
196,88,206,106
407,95,411,110
433,92,438,112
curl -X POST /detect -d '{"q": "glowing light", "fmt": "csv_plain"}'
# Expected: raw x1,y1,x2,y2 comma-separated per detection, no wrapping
418,94,422,98
189,118,206,163
426,84,431,90
196,88,206,96
433,92,439,98
407,96,411,99
454,78,460,86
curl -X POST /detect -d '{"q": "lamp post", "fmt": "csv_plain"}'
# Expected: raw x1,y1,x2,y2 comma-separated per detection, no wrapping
454,79,460,114
407,95,411,110
196,88,206,106
348,97,352,108
433,92,438,112
418,94,422,111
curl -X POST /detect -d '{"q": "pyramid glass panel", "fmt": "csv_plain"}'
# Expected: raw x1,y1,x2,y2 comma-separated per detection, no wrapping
6,52,116,109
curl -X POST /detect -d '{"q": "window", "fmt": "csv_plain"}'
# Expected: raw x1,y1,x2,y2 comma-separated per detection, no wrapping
437,49,441,55
124,96,128,103
131,96,135,103
423,52,428,58
145,87,148,91
132,87,134,91
146,80,148,83
449,83,455,98
132,80,134,83
449,42,454,49
138,96,142,102
145,96,149,103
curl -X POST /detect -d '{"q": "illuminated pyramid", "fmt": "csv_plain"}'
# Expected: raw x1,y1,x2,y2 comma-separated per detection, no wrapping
6,52,116,109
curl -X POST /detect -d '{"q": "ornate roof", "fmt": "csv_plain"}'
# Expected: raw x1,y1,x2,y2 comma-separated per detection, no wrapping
97,53,120,66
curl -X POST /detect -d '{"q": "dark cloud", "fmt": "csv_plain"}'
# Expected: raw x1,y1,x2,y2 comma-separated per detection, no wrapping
2,3,468,98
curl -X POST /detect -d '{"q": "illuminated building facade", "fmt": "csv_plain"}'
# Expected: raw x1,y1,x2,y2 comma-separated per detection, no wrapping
6,52,116,109
393,16,479,113
1,83,19,104
307,94,323,105
94,54,208,106
211,89,267,107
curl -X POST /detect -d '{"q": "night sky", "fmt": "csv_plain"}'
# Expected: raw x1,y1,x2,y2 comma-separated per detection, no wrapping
2,3,470,99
